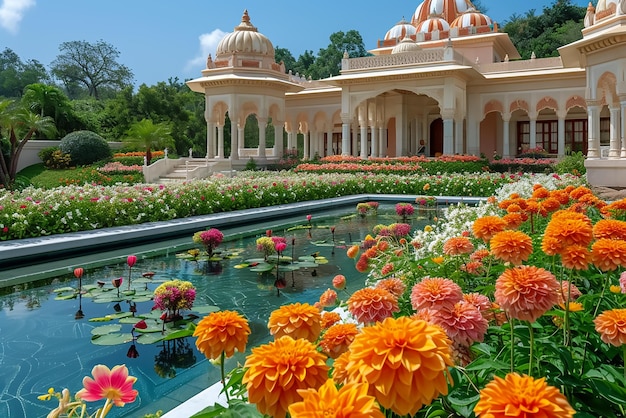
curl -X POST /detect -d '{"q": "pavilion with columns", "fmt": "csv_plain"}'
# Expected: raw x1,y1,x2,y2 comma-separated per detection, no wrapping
186,1,626,187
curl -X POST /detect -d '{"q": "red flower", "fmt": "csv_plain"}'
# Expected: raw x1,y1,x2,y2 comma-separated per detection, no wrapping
73,267,84,279
133,320,147,329
127,255,137,268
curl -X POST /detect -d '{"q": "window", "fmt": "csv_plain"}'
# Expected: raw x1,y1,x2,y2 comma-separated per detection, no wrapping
517,121,530,153
565,119,587,154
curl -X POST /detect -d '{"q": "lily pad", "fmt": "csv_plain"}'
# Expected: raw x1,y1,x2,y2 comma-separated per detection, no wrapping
92,294,125,303
54,294,77,300
295,261,319,268
298,256,316,262
191,305,220,314
91,324,122,335
234,263,249,269
250,264,275,272
136,333,165,345
53,286,75,293
91,333,133,346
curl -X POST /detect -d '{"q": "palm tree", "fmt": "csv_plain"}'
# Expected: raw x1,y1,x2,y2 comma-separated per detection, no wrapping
125,119,174,164
0,99,57,189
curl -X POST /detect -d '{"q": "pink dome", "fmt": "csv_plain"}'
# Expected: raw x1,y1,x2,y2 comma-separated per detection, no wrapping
416,16,450,33
450,11,492,28
412,0,475,26
216,10,274,58
385,18,417,40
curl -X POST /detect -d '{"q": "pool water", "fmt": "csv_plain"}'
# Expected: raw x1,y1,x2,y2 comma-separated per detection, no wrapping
0,206,433,418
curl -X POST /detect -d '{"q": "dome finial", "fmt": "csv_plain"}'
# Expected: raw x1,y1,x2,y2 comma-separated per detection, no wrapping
242,9,250,24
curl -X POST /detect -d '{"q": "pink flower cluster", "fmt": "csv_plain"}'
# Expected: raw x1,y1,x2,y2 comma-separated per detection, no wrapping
199,228,224,249
395,203,415,217
153,280,196,312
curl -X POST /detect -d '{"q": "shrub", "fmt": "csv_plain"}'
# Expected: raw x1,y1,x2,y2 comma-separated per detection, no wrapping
555,151,586,176
245,157,257,171
38,146,58,164
44,150,72,169
59,131,112,166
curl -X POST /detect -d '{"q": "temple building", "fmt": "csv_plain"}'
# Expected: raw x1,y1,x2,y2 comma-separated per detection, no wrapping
186,1,626,187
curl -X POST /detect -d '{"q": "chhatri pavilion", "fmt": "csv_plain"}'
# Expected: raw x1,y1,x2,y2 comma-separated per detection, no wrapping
186,0,626,187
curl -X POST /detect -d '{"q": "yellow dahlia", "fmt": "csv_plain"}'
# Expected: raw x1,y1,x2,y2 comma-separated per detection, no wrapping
193,310,250,360
345,316,453,416
243,336,329,418
474,373,575,418
268,302,322,342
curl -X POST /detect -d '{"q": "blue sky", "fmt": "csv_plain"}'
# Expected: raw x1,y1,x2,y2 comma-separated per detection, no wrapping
1,0,590,88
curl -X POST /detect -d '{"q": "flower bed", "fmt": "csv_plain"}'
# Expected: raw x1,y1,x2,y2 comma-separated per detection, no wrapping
0,172,583,240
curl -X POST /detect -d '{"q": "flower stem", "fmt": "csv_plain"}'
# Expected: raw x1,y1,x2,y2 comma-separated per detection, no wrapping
510,317,515,373
528,321,535,377
623,345,626,382
220,351,230,403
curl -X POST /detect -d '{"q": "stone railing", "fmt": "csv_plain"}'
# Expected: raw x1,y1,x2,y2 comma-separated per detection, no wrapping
477,57,564,74
341,48,472,71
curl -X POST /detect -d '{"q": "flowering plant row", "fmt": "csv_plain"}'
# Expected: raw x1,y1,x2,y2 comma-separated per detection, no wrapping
0,172,582,241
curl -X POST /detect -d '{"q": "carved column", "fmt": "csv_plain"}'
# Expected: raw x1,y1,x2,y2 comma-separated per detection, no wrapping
341,113,351,156
217,124,224,159
587,101,601,159
360,125,368,158
442,110,454,155
371,124,379,158
557,112,566,157
273,121,284,158
206,122,215,158
257,117,267,161
502,113,511,158
529,113,537,149
609,106,621,159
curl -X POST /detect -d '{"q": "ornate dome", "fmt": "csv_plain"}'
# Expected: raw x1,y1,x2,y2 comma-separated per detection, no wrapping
412,0,475,26
416,15,450,33
216,10,275,58
385,18,417,40
450,11,492,28
596,0,618,13
392,36,422,53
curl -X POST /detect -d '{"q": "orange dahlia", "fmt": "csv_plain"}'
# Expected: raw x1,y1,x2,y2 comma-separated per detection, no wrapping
443,236,475,256
320,311,341,329
243,336,329,418
355,253,370,272
331,350,351,385
570,185,593,200
345,316,452,416
347,287,399,324
319,288,338,307
430,301,488,346
560,245,590,270
601,197,626,218
557,280,582,305
543,215,594,250
532,186,550,199
460,261,484,275
193,310,251,360
375,277,406,298
474,373,575,418
410,277,463,311
268,302,322,342
347,245,360,259
494,266,559,322
470,249,491,262
288,379,384,418
472,216,507,242
463,292,492,315
594,309,626,347
502,213,524,229
541,235,563,256
591,238,626,271
319,323,359,359
489,230,533,265
593,219,626,240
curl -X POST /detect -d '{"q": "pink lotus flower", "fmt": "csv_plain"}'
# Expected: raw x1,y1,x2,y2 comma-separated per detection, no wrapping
307,214,312,222
275,242,287,252
73,267,84,279
127,255,137,268
75,364,138,407
112,278,123,288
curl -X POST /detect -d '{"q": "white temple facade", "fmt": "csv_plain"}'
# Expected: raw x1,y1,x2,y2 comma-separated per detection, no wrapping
186,1,626,187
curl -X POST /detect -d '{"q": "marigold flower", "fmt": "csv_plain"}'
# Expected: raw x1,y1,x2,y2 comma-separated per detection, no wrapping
75,364,138,407
347,245,359,259
594,309,626,347
320,311,341,329
601,197,626,218
193,310,251,360
345,316,453,416
591,238,626,271
430,301,488,346
331,351,351,385
443,236,475,256
243,336,329,418
532,186,550,199
319,323,359,359
502,213,524,229
319,288,338,307
543,215,593,252
474,373,575,418
411,277,463,311
472,216,507,242
268,302,322,342
375,277,406,298
489,230,533,265
347,287,399,324
560,245,590,270
289,379,384,418
593,219,626,240
494,266,559,322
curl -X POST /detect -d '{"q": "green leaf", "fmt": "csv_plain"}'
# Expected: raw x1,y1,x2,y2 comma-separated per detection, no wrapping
250,264,274,272
465,357,509,372
52,286,75,293
54,294,77,300
91,333,133,346
91,324,122,335
192,305,220,314
588,378,626,404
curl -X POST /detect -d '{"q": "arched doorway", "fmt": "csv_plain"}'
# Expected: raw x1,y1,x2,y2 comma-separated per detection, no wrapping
430,118,443,156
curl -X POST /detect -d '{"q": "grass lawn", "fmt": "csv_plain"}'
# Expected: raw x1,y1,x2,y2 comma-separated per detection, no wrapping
17,163,144,189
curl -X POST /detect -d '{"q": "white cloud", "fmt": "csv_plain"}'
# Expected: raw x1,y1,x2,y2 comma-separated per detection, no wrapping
185,29,227,73
0,0,35,34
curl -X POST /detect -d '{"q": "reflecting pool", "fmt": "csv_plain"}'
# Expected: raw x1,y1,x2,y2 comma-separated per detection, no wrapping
0,204,434,418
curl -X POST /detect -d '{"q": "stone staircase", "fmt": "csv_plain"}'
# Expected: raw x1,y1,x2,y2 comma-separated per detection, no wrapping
156,159,231,183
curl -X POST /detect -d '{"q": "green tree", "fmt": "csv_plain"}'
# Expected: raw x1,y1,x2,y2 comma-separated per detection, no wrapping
503,0,585,59
51,40,134,99
294,50,317,78
307,30,368,79
125,119,174,165
22,83,81,137
274,47,297,74
0,99,57,188
0,48,49,98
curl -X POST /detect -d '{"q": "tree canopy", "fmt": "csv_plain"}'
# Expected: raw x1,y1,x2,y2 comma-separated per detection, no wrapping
0,48,49,98
51,40,134,100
